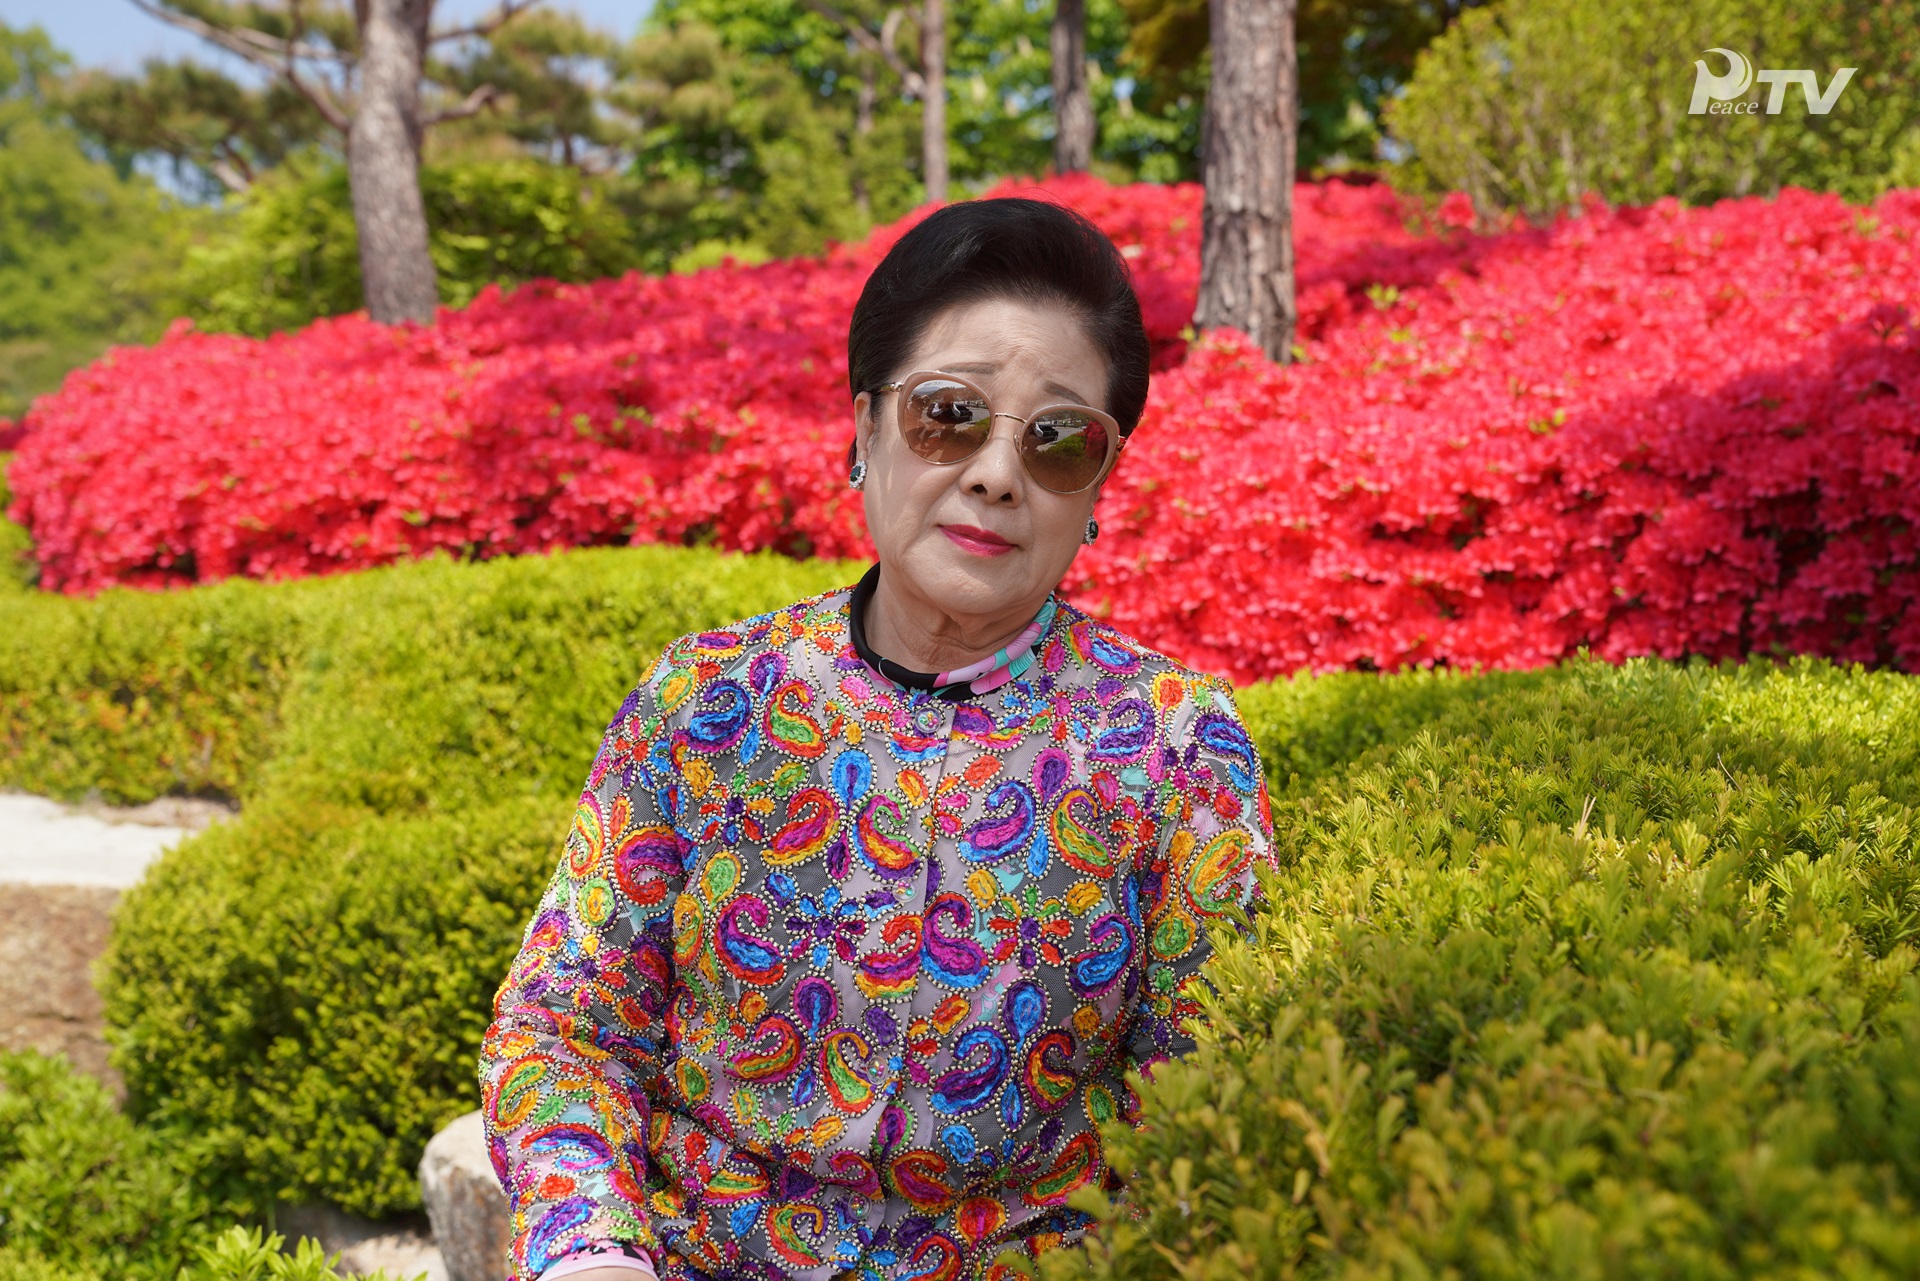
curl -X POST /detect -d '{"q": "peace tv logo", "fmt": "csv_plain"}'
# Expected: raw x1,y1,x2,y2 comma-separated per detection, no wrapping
1689,47,1857,115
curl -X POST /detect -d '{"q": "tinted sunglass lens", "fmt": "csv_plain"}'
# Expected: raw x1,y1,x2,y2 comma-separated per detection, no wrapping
1025,411,1112,492
903,381,992,462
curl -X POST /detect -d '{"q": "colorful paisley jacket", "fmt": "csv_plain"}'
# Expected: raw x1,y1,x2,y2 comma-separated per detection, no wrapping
478,574,1279,1281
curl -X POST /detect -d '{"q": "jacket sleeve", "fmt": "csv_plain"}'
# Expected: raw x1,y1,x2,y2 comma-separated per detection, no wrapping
478,652,694,1279
1126,674,1279,1075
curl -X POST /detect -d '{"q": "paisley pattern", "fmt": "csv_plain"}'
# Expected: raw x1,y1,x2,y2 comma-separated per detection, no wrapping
479,573,1277,1281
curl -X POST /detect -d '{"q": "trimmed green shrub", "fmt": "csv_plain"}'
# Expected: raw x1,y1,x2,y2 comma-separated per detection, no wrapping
1037,658,1920,1279
107,796,568,1218
248,546,850,816
0,1050,217,1280
0,545,851,807
1385,0,1920,219
0,1052,420,1280
76,545,853,1216
18,536,1920,1258
0,572,310,803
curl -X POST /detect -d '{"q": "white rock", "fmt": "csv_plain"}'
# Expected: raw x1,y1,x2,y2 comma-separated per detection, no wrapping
0,790,234,887
420,1110,513,1281
0,790,237,1085
332,1229,449,1281
277,1202,448,1281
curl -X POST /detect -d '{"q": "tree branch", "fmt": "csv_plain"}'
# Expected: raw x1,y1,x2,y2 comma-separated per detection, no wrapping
803,0,924,98
127,0,350,66
422,82,499,126
209,155,253,193
128,0,351,130
284,61,351,131
429,0,542,44
282,0,351,131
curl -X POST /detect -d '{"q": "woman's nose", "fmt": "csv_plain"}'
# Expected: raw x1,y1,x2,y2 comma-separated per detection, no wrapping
959,421,1027,494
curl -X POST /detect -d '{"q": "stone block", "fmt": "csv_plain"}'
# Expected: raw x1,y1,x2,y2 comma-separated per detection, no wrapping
0,882,123,1088
420,1110,512,1281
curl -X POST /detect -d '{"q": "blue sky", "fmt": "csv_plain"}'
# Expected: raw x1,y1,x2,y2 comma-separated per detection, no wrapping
8,0,656,73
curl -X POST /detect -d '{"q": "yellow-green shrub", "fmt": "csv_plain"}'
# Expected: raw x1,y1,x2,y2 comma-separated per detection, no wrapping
0,454,35,591
1039,658,1920,1279
17,538,1920,1264
76,545,854,1216
0,573,310,802
0,1050,216,1280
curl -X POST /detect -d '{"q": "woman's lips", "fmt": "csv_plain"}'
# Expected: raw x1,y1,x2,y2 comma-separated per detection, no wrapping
940,524,1016,556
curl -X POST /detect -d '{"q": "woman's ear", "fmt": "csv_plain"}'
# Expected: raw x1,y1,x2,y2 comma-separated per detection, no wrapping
851,391,875,468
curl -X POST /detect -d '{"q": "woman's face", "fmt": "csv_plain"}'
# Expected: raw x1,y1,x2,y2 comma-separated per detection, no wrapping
852,294,1116,620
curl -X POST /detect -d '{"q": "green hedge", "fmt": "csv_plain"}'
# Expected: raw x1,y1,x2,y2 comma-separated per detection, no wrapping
33,545,852,1217
0,455,35,592
1039,658,1920,1279
9,533,1920,1268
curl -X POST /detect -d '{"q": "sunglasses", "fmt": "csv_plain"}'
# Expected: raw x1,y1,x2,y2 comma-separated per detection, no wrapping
872,370,1122,495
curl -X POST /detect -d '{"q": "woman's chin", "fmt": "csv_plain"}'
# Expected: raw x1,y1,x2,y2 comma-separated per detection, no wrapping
903,543,1026,600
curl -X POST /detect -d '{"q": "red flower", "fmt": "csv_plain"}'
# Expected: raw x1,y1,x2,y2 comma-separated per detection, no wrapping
9,177,1919,674
1437,190,1477,230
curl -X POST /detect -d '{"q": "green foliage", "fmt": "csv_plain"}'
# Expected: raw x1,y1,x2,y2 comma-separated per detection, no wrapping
168,160,357,336
1118,0,1482,175
0,1050,218,1280
940,0,1195,183
1385,0,1920,219
62,545,855,1216
0,571,310,803
60,59,328,202
182,1226,419,1281
0,454,36,591
0,23,193,417
611,20,889,268
0,1053,415,1281
106,796,569,1218
434,8,629,170
421,159,644,308
175,156,646,336
1035,657,1920,1279
657,0,1203,191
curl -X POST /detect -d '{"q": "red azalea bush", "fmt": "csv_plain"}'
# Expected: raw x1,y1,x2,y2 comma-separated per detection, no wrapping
1090,189,1920,679
8,175,1920,680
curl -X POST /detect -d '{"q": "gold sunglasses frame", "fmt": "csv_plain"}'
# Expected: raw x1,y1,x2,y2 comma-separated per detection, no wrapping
872,370,1122,496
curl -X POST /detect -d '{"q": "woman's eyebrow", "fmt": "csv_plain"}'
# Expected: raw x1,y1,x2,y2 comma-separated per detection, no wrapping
938,362,1093,406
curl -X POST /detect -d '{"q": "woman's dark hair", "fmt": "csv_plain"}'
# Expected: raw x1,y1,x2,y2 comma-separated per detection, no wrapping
846,198,1151,463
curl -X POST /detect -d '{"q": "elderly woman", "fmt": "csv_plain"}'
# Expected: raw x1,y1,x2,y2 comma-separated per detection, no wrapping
479,197,1278,1281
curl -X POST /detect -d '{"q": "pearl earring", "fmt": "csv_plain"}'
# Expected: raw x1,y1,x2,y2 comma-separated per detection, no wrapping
1083,517,1099,545
849,460,867,490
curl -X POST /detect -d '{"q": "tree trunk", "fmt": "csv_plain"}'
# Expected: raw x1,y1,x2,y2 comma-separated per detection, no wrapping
921,0,948,202
1051,0,1094,173
349,0,439,324
1194,0,1298,363
853,61,877,218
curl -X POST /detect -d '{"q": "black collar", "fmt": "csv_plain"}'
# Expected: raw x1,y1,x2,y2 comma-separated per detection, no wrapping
847,562,968,700
847,562,1056,703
